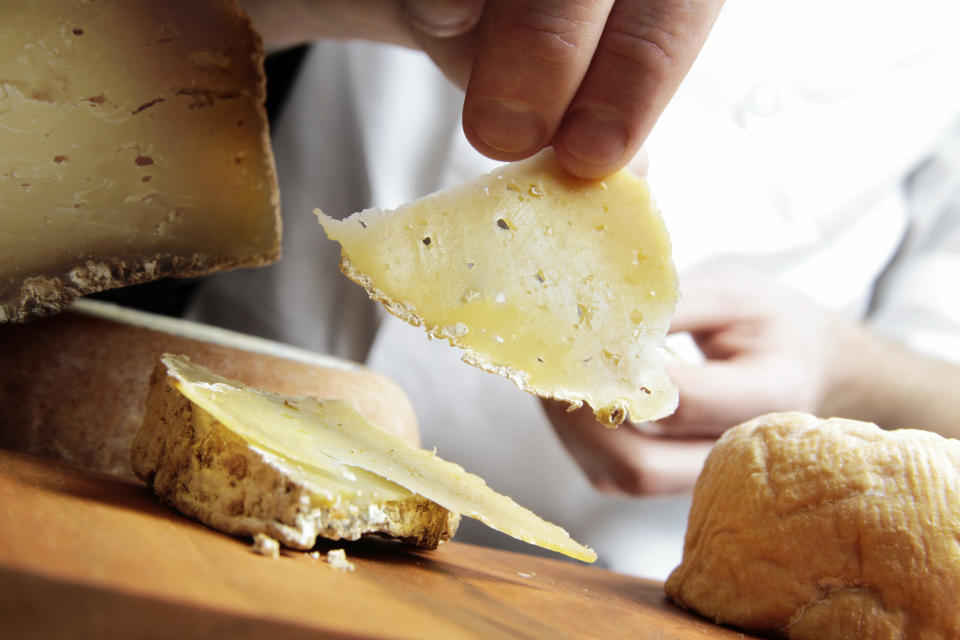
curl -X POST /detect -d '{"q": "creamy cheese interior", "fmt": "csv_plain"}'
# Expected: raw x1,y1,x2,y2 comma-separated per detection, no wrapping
319,149,678,425
164,354,597,563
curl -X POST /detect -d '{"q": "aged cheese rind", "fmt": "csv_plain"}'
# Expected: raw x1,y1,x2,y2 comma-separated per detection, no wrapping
317,149,678,426
665,412,960,639
132,357,459,550
137,354,597,562
0,0,280,323
0,299,420,477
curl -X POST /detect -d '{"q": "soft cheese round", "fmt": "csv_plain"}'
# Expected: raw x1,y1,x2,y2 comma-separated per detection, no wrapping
665,411,960,639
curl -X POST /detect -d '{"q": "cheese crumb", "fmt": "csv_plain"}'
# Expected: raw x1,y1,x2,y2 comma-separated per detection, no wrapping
326,548,355,572
251,533,280,559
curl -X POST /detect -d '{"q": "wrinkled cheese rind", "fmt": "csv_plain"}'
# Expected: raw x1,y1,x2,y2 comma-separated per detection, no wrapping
317,149,677,425
0,0,280,322
666,412,960,639
163,354,597,562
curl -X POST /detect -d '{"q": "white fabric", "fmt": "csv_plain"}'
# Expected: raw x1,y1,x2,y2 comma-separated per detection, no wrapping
188,1,960,579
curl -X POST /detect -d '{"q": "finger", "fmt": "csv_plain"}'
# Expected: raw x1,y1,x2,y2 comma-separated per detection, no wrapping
462,0,615,161
626,146,649,176
653,360,796,437
554,0,724,178
669,295,741,336
662,362,757,436
668,267,762,335
543,400,713,495
402,0,485,38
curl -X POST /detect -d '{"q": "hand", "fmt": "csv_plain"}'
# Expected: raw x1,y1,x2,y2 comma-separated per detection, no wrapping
543,266,845,495
543,398,714,495
405,0,723,178
647,266,842,438
240,0,724,179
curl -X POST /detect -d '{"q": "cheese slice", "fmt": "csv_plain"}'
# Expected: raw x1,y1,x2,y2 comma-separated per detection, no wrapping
138,354,597,562
0,0,280,323
134,354,458,550
318,149,678,425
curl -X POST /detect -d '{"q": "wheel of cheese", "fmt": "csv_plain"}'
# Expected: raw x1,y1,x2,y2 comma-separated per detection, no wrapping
0,300,418,477
665,412,960,639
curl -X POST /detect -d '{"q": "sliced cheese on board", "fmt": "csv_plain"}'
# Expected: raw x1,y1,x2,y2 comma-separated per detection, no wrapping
154,354,597,562
0,0,280,323
133,352,457,550
318,149,678,426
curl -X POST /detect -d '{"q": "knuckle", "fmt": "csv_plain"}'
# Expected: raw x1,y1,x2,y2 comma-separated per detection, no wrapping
599,23,676,83
587,473,624,495
612,463,656,496
499,1,597,63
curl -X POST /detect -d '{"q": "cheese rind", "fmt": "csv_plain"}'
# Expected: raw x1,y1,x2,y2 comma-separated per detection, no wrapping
318,149,678,426
0,0,280,322
132,356,459,550
136,354,597,562
0,299,419,477
666,412,960,639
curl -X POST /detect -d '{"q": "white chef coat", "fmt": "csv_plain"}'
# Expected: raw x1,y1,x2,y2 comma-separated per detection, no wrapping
187,0,960,579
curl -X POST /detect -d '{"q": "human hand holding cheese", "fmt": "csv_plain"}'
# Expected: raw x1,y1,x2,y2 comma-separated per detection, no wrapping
545,267,960,495
543,397,714,495
640,267,837,438
542,267,835,495
654,267,960,440
239,0,723,178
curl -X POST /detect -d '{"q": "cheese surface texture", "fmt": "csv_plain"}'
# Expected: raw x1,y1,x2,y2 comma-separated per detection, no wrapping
666,412,960,639
318,150,678,425
133,354,459,550
0,0,280,322
1,299,421,477
133,354,596,562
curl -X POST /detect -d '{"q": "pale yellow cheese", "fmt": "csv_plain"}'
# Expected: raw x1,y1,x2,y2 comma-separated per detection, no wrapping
133,353,457,550
161,353,597,562
318,149,678,425
0,0,280,323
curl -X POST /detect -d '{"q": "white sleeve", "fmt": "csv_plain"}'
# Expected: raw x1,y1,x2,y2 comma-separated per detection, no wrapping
868,122,960,363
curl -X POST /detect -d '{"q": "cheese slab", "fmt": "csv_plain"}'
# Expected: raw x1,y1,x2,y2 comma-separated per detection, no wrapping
318,149,678,425
133,354,458,550
666,412,960,639
0,0,280,323
136,354,597,562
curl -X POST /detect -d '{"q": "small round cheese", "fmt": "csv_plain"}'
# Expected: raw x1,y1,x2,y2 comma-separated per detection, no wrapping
666,412,960,639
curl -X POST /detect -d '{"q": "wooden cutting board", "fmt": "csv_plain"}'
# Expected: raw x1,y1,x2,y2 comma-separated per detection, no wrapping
0,449,756,639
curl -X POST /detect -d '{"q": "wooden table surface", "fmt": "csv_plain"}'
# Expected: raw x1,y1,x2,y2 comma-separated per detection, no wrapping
0,448,756,639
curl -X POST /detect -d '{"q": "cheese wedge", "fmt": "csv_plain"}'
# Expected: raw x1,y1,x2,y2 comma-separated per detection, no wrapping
0,0,280,323
132,354,597,562
317,149,678,426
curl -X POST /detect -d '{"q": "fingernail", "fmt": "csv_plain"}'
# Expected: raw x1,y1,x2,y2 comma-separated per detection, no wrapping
469,99,547,155
403,0,482,38
560,108,628,168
